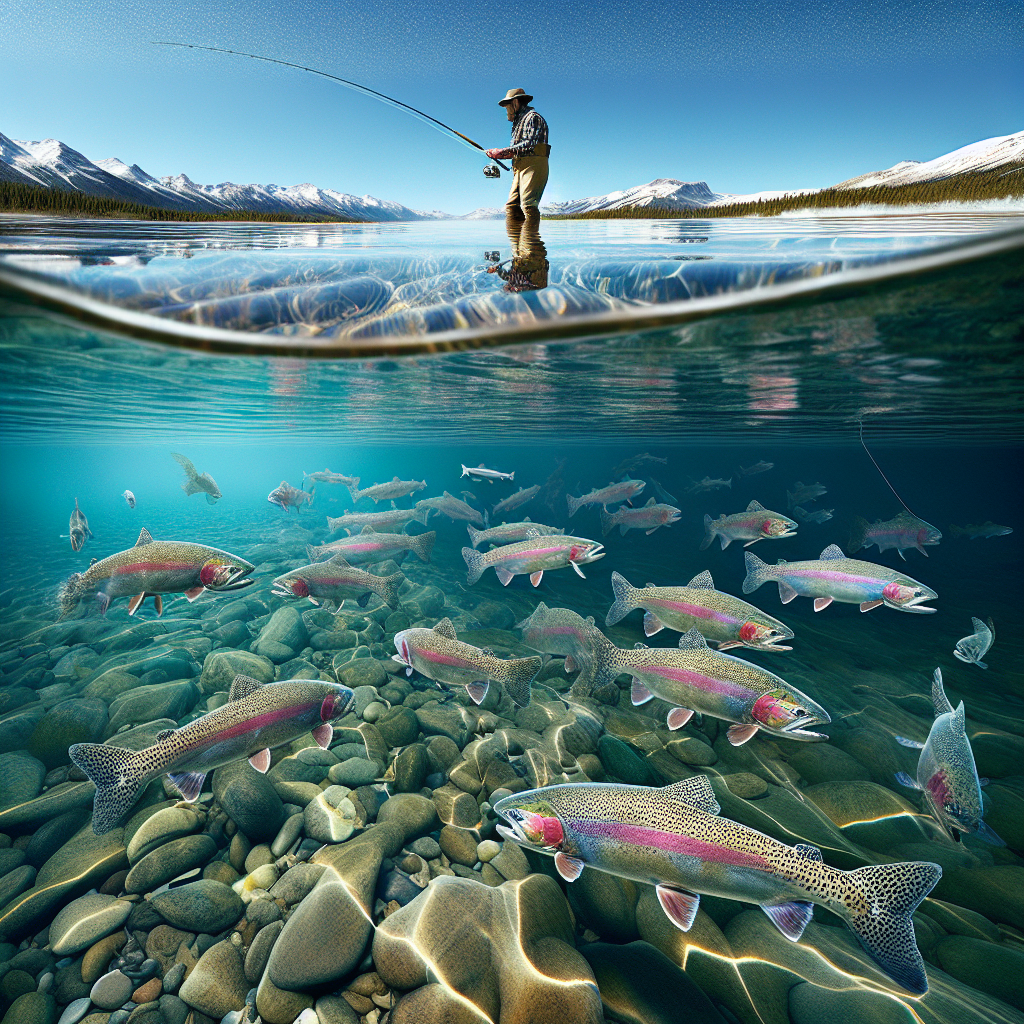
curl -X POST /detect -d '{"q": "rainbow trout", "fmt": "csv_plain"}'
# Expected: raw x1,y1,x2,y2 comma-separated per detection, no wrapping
70,675,354,834
462,534,605,587
700,500,797,551
172,452,221,504
419,491,484,526
268,480,314,512
306,527,435,565
68,498,94,553
516,602,608,684
393,617,541,707
348,476,427,505
492,485,540,518
601,498,681,537
304,468,358,486
606,570,794,652
895,668,1004,847
59,528,254,618
949,521,1013,540
327,503,432,535
272,553,403,609
587,627,828,743
953,617,995,669
494,778,941,994
850,512,941,560
743,544,937,614
461,463,514,483
567,479,645,518
467,518,564,549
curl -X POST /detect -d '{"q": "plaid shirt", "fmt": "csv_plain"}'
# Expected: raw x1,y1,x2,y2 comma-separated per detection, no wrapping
491,106,548,160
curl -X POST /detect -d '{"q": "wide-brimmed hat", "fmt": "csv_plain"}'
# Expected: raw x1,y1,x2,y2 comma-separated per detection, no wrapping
499,88,533,107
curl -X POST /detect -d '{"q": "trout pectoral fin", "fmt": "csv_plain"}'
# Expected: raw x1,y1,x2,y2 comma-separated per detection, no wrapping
167,771,206,802
667,707,694,730
312,723,333,749
631,679,654,705
249,748,272,773
153,595,163,616
554,852,585,882
813,597,833,612
894,771,923,790
184,586,205,602
860,600,883,612
466,682,489,704
495,567,515,586
727,724,759,746
716,641,743,650
128,593,145,615
657,884,700,932
778,581,798,604
571,562,586,579
643,612,665,637
762,900,814,941
530,571,544,587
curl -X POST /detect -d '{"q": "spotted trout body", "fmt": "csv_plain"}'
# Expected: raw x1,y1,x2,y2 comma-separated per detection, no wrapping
68,498,94,553
850,512,941,560
467,518,563,549
567,479,645,518
348,476,426,505
601,498,682,537
607,570,794,652
59,528,254,618
306,527,435,565
515,602,608,686
492,485,541,518
272,553,403,609
700,500,797,551
70,676,354,834
495,778,941,994
327,503,432,535
462,535,604,587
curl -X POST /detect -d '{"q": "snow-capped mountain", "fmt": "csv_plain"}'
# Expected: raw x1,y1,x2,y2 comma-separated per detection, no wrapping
1,133,446,221
543,179,724,215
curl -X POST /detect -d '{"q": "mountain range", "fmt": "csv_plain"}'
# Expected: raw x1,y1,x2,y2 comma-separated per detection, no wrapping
1,130,1020,220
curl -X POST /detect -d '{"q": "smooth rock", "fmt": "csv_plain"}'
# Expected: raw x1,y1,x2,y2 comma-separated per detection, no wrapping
375,707,419,748
490,838,530,881
149,879,244,933
256,970,313,1024
376,793,439,838
28,700,108,770
598,735,656,785
213,761,285,842
268,863,326,906
50,894,132,957
56,997,91,1024
270,812,305,857
198,650,274,695
666,736,718,767
244,919,283,986
303,786,358,843
431,784,481,828
0,751,46,809
723,773,768,799
2,993,57,1024
178,940,249,1018
933,934,1024,1008
125,834,216,894
82,931,127,984
90,969,133,1010
392,743,429,793
439,825,478,867
328,757,380,787
126,806,203,864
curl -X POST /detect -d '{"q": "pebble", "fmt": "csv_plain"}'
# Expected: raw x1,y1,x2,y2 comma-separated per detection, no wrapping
328,757,381,788
126,806,202,864
50,894,133,957
162,962,186,993
56,997,92,1024
270,812,305,857
90,969,134,1010
178,940,250,1018
476,840,501,863
409,837,441,859
149,879,244,933
125,834,217,895
723,773,768,799
304,786,359,843
438,826,478,867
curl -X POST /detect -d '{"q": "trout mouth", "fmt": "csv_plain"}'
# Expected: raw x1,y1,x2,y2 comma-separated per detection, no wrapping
753,690,831,741
201,559,256,592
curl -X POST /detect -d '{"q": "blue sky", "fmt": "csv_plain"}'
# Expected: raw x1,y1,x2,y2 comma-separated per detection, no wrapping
2,0,1021,214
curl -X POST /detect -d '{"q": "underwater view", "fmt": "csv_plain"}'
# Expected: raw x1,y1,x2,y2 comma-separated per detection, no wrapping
0,214,1022,1024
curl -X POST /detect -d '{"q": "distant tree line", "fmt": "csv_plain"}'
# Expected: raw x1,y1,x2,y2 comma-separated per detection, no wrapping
0,182,366,222
546,162,1024,220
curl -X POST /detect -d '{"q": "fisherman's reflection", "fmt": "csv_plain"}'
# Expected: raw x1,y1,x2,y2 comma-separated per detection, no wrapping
487,214,549,292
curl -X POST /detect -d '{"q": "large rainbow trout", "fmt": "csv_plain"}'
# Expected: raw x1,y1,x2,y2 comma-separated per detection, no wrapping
495,778,942,994
70,675,354,834
272,553,403,610
59,528,254,618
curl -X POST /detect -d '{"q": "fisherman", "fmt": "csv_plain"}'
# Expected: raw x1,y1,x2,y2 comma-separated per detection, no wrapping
487,215,549,292
486,88,550,226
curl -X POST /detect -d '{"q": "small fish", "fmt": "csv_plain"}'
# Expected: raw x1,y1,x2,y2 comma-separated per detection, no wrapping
949,521,1013,540
953,617,995,669
58,527,254,618
419,491,485,526
743,544,937,615
792,505,833,525
463,534,605,587
786,481,826,510
69,674,354,834
515,602,608,685
467,518,564,549
494,778,941,994
327,502,432,535
68,498,94,553
272,553,403,610
685,476,733,495
171,452,222,504
609,452,667,478
538,457,567,517
492,484,541,518
850,512,941,560
348,476,427,505
303,468,358,486
268,480,314,513
895,668,1004,847
461,463,515,484
700,500,797,551
306,527,435,565
607,570,794,652
567,479,645,517
600,498,682,537
121,490,136,509
736,460,774,476
649,477,678,505
393,617,541,707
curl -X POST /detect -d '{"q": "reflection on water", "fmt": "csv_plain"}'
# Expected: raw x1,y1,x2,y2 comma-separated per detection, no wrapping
486,215,550,293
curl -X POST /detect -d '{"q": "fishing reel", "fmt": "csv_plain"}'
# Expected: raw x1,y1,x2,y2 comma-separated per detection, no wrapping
484,251,501,262
483,164,501,178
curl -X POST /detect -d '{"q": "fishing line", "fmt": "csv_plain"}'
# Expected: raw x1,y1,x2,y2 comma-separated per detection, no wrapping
859,419,918,517
151,41,510,171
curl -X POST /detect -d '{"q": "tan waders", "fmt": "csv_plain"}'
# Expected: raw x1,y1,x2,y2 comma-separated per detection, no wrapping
505,143,550,221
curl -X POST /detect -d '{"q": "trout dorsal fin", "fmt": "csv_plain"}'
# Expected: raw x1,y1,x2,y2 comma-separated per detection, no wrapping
432,617,457,640
360,525,376,534
687,570,715,590
678,628,709,651
746,500,766,512
644,497,656,506
135,528,154,547
327,552,353,567
794,843,822,861
662,776,720,815
820,544,845,560
156,728,177,742
229,674,264,702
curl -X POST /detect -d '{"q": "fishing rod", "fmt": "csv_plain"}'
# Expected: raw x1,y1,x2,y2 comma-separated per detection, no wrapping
151,41,510,176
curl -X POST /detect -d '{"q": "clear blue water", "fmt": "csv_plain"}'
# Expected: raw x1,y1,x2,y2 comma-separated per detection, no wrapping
0,213,1022,1024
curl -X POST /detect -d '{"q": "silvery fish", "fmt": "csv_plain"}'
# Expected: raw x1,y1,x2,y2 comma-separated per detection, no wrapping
743,544,937,614
850,512,942,560
268,480,314,512
786,481,827,509
272,553,403,610
585,626,828,743
304,468,358,486
515,602,608,684
606,570,794,652
601,498,681,537
306,527,435,565
327,502,432,535
792,505,833,525
68,498,94,553
492,484,541,518
69,674,354,834
567,479,645,517
700,500,797,551
609,452,667,478
736,460,774,476
121,489,136,509
495,778,941,994
649,477,678,505
462,534,605,587
949,521,1013,539
172,452,221,504
685,476,732,495
348,476,427,505
419,491,484,526
895,668,1004,846
393,617,541,707
461,463,514,483
58,527,254,618
467,518,564,549
953,617,995,669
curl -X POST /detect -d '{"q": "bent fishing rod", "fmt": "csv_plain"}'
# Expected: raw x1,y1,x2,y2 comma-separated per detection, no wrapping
151,41,510,177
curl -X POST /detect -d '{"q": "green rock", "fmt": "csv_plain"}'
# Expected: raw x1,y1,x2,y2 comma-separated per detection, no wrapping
784,743,871,786
566,868,640,942
213,760,285,842
933,935,1024,1009
788,982,916,1024
392,743,429,792
178,939,250,1018
376,706,420,748
150,879,244,933
49,893,132,956
106,680,199,733
0,752,46,809
198,649,274,695
935,866,1024,929
666,736,718,767
79,668,140,702
723,773,768,799
28,699,108,770
125,834,217,894
439,825,478,867
126,805,203,864
430,784,481,829
377,793,439,839
917,898,1001,942
1,992,57,1024
598,735,656,785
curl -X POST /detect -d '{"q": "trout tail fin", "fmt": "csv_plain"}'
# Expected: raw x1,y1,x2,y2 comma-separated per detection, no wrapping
306,543,326,562
68,742,149,835
378,572,404,609
566,493,583,518
599,508,616,537
466,524,482,549
496,655,543,708
742,551,772,594
346,481,362,504
849,515,871,553
699,514,716,551
412,531,436,564
462,547,486,585
606,571,637,626
58,572,88,620
843,861,941,994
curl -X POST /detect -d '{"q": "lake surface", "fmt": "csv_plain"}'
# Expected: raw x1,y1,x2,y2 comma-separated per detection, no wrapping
0,213,1022,1024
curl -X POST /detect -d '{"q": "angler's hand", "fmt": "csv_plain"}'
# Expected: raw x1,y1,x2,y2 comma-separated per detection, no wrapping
485,149,501,159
